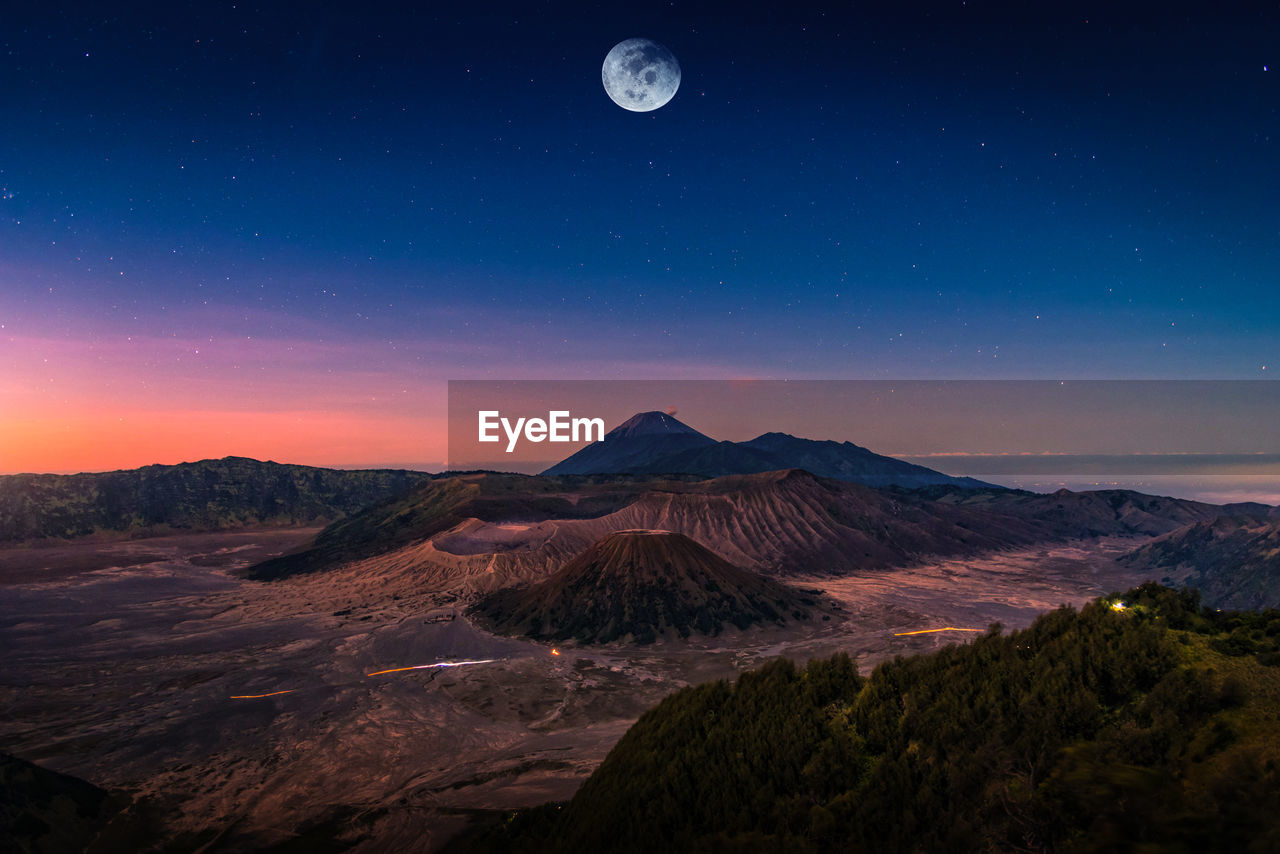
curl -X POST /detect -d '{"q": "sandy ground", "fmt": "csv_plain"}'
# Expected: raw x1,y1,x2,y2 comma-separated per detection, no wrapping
0,531,1157,851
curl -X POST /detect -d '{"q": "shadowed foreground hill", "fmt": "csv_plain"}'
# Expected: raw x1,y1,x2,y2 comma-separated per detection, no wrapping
460,584,1280,854
0,457,426,542
0,753,153,852
471,530,816,644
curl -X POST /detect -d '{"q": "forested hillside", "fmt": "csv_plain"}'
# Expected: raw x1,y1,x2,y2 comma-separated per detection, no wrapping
462,584,1280,853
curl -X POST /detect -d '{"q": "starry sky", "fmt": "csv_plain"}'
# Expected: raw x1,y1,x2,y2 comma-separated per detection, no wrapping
1,1,1277,472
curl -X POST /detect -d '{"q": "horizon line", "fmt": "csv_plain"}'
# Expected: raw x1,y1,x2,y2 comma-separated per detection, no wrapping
6,450,1280,478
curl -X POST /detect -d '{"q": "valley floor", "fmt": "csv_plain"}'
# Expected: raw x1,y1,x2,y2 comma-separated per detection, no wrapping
0,531,1156,851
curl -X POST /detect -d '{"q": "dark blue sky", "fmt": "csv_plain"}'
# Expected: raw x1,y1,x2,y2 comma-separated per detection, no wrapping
2,1,1278,468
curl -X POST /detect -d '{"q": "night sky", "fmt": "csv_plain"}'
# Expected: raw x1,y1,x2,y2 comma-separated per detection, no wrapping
2,1,1277,472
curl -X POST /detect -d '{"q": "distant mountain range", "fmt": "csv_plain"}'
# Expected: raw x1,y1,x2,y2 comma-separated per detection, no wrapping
0,411,990,543
923,484,1270,538
244,468,1257,589
0,457,426,542
541,411,993,489
472,530,816,644
1120,512,1280,610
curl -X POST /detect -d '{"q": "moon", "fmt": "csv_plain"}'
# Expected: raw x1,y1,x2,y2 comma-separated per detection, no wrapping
601,38,680,112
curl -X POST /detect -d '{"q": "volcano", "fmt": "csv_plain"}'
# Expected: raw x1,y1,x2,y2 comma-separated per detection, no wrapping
540,411,716,477
471,530,815,644
540,411,991,489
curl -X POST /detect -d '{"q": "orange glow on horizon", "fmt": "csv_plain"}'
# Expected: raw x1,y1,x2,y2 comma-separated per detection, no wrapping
0,409,446,474
1,329,449,474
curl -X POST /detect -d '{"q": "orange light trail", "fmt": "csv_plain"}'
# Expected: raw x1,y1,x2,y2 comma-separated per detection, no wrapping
550,648,560,656
229,690,296,699
366,659,496,676
893,627,983,636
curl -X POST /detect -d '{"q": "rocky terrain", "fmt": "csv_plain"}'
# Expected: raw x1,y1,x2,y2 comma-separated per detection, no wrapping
0,457,426,543
1120,512,1280,609
472,530,818,644
244,469,1250,596
0,525,1157,851
3,438,1276,851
